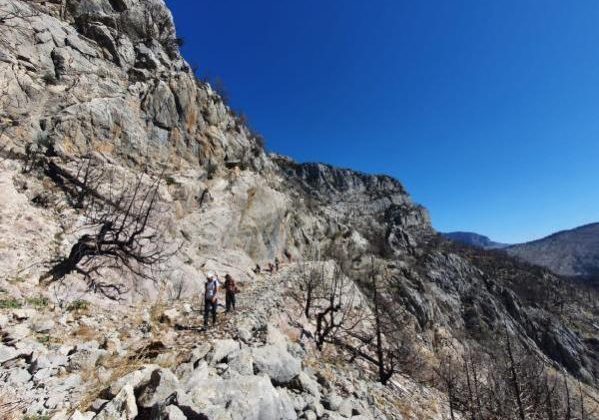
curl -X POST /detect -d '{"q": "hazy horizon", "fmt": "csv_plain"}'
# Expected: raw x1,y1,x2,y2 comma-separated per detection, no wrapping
166,0,599,243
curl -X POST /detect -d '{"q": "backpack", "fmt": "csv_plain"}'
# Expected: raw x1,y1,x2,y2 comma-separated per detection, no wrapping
226,278,239,293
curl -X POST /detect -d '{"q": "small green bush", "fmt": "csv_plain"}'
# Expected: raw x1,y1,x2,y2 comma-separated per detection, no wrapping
26,296,49,308
67,299,90,312
37,334,50,344
165,175,178,186
0,298,22,309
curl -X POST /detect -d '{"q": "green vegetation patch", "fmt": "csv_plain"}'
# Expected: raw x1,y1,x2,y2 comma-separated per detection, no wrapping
165,175,178,186
0,298,22,309
26,296,49,308
36,334,51,344
67,299,90,312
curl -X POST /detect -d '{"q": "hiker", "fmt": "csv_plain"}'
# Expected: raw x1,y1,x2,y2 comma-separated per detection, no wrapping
204,271,219,328
274,257,280,271
224,274,239,312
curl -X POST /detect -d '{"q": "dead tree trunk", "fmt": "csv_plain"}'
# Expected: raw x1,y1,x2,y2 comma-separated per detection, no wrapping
372,273,389,384
504,331,527,420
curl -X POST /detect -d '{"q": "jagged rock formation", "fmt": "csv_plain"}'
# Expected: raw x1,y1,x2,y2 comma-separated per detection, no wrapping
1,1,598,419
0,0,265,168
442,231,509,250
507,223,599,280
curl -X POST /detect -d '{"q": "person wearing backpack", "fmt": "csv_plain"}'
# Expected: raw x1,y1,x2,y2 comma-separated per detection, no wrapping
224,274,239,312
204,272,219,328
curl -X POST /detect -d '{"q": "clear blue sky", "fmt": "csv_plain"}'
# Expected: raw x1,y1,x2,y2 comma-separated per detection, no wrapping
166,0,599,244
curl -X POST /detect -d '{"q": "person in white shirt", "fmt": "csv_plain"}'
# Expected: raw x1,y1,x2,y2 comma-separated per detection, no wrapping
204,272,219,328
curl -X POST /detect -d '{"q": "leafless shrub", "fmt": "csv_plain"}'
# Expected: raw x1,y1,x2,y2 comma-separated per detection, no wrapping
294,246,325,319
314,264,358,351
41,167,176,299
54,156,106,209
432,330,599,420
343,262,425,385
295,253,423,385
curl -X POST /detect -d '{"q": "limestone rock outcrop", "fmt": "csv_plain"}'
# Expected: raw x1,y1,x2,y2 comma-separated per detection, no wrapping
1,1,598,419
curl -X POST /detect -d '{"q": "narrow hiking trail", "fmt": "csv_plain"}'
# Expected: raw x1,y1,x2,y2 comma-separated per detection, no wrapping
167,265,293,356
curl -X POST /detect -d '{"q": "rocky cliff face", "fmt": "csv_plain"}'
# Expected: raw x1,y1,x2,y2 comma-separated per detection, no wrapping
1,1,598,419
1,0,265,168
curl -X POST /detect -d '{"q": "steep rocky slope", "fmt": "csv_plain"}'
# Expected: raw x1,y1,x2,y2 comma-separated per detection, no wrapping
1,1,598,419
507,223,599,280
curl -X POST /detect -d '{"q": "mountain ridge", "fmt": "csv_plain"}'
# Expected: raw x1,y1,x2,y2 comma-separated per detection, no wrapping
0,1,598,418
442,231,509,249
507,222,599,279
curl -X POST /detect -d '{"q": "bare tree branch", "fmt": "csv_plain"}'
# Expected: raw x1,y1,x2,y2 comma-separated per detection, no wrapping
40,164,177,299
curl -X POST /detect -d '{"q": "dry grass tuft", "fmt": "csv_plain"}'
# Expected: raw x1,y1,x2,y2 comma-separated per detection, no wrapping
72,324,99,342
0,387,26,420
75,349,147,414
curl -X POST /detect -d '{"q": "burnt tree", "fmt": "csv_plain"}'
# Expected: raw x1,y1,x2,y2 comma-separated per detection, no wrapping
297,246,325,319
41,170,172,299
432,332,599,420
314,264,356,350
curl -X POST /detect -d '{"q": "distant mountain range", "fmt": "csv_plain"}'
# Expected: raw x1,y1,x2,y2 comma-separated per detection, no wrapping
444,224,599,280
506,223,599,280
442,231,509,250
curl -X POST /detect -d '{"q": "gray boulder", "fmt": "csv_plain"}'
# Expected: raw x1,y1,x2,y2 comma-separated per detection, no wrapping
189,342,211,366
30,317,55,333
136,368,180,409
252,344,301,385
69,410,95,420
0,344,19,364
227,348,254,376
186,375,297,420
5,367,32,387
183,360,211,390
107,364,160,398
209,339,240,365
303,410,317,420
68,347,106,372
322,393,343,411
162,405,186,420
338,398,354,418
237,326,253,343
93,384,138,419
266,324,288,348
296,371,320,398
